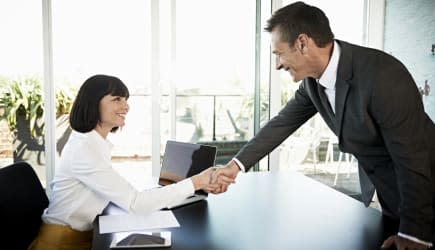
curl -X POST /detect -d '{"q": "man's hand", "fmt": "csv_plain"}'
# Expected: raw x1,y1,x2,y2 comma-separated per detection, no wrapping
210,160,240,194
191,167,220,192
381,235,429,250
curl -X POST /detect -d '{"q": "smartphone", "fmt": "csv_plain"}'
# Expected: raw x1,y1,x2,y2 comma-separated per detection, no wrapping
110,231,171,249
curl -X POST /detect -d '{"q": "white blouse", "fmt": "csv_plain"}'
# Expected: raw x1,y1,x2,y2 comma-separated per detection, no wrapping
42,130,194,231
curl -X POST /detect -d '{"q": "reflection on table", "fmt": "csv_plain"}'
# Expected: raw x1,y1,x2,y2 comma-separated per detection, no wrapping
93,171,393,250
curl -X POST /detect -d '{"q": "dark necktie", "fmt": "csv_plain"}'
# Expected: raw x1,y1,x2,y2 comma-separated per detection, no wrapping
318,84,335,117
317,84,336,135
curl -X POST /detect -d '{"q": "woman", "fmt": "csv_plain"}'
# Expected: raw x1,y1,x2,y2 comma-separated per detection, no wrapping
29,74,221,250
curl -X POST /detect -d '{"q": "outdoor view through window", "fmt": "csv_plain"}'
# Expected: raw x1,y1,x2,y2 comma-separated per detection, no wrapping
0,0,364,189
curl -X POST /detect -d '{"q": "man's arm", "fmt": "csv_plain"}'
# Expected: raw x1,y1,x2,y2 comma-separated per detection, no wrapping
371,62,434,244
235,81,318,170
211,81,318,193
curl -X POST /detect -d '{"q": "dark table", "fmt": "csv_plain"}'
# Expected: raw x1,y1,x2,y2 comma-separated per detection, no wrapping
93,171,394,250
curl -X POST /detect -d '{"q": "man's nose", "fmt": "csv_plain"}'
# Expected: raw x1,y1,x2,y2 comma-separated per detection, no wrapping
275,56,283,70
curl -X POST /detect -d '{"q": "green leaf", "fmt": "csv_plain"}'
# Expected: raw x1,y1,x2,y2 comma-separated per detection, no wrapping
0,75,76,138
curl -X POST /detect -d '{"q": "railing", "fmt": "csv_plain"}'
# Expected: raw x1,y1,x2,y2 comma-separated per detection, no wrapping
173,94,247,141
125,93,249,164
129,92,249,142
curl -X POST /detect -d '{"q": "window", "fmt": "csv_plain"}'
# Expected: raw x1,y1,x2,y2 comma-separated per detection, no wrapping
52,0,153,176
1,1,367,187
0,1,45,184
159,0,261,168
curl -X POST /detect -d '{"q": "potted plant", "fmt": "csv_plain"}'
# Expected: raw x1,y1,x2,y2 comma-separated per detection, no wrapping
0,76,75,168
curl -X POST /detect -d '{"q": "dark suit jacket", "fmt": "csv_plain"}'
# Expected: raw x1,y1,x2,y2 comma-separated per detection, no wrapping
235,40,435,242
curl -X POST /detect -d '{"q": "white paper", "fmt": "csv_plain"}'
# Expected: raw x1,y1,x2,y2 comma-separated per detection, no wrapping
99,210,180,234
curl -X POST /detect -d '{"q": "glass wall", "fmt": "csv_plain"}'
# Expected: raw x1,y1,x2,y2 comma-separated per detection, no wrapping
159,0,261,167
0,1,45,182
0,1,367,187
0,1,271,187
52,1,153,177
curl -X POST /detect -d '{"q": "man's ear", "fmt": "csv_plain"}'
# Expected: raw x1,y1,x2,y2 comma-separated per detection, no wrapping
297,34,309,53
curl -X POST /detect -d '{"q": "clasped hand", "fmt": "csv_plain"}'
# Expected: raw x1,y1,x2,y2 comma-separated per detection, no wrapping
192,160,240,194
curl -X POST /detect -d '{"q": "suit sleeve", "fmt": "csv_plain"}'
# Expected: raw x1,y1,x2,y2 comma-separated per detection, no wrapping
235,81,317,170
371,62,433,241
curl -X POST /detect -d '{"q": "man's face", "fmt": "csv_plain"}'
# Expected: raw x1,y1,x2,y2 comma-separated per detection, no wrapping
271,29,308,82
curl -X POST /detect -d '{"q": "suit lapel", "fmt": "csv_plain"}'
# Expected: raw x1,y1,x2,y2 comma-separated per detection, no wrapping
335,78,349,139
335,40,353,140
334,41,377,205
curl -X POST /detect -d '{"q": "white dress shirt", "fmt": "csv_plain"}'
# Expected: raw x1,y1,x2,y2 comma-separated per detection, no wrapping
43,130,194,231
317,40,340,113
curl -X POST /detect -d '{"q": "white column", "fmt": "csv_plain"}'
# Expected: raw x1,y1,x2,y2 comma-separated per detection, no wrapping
170,0,176,140
42,0,55,193
151,0,161,177
365,0,385,50
268,0,283,171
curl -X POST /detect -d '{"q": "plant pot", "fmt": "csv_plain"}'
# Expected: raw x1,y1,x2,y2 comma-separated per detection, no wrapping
13,114,45,180
55,114,72,156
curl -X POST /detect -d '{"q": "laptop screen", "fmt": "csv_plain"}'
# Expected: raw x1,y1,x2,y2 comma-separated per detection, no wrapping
158,141,217,188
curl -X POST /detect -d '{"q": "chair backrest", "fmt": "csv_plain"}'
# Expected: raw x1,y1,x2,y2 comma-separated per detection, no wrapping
0,162,49,250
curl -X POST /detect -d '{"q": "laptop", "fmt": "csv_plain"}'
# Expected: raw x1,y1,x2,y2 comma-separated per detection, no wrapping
158,140,217,208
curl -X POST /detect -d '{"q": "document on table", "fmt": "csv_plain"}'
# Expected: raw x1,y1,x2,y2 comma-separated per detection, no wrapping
99,210,180,234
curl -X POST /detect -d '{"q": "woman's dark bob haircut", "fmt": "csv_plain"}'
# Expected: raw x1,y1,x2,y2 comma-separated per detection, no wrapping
70,74,129,133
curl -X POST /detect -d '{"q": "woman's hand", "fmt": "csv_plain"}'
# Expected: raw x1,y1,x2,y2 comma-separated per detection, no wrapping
190,167,221,192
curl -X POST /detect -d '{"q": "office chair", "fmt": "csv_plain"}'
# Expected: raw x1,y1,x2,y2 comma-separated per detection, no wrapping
0,162,49,250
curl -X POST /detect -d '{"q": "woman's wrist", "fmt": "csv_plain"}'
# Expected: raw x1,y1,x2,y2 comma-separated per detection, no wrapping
190,175,203,191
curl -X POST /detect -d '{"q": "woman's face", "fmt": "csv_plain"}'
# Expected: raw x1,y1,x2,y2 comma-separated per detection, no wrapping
97,94,129,134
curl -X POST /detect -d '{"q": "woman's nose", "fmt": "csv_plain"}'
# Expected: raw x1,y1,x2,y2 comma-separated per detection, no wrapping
124,101,130,112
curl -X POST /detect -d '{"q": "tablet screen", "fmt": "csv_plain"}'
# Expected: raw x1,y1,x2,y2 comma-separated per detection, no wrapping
110,231,171,249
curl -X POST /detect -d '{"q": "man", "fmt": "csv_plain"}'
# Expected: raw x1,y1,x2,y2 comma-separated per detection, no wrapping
212,2,435,249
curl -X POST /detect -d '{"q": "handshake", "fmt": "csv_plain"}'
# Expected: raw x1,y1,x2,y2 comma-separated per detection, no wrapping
190,160,241,194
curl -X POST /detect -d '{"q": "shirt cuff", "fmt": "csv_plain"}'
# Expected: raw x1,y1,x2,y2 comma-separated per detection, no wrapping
398,232,433,247
232,158,246,172
178,178,195,196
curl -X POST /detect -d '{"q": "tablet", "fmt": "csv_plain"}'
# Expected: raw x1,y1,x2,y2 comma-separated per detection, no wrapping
110,231,171,249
